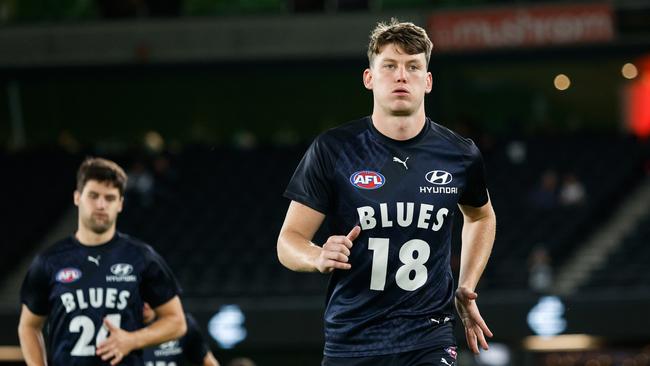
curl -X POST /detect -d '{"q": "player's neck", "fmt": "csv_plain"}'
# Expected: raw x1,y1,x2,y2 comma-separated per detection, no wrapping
75,225,116,246
371,109,426,141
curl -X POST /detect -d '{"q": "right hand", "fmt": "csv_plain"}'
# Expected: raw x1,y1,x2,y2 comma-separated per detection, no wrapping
315,226,361,273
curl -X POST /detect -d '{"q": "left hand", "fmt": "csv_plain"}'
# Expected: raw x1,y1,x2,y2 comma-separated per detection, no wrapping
96,317,135,365
455,287,493,354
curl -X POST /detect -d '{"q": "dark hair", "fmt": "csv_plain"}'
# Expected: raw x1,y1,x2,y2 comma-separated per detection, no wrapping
367,18,433,67
76,157,127,196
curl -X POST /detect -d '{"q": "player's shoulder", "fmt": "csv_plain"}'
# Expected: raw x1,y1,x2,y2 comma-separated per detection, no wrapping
185,313,201,332
38,236,77,259
116,232,160,258
316,117,369,146
428,119,480,155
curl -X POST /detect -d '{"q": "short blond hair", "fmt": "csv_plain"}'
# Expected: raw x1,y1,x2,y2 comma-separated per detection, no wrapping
367,18,433,67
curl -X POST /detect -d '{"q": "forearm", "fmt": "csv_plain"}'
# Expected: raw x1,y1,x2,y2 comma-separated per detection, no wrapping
459,211,496,291
130,312,186,350
203,351,220,366
18,326,47,366
277,229,322,272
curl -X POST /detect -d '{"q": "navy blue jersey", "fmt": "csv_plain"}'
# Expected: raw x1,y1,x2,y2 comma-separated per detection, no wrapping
284,117,489,357
143,314,208,366
20,232,182,366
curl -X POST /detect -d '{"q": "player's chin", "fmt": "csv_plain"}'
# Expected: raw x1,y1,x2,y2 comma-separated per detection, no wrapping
390,107,415,116
89,221,113,234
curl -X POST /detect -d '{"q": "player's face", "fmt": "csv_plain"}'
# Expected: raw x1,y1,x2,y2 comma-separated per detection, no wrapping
74,180,123,234
363,44,432,116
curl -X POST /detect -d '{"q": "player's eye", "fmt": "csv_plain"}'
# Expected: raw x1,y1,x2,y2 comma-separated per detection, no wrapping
88,193,98,199
105,195,116,202
384,64,395,69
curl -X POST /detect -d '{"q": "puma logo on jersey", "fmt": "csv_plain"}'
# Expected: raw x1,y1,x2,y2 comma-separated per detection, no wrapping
393,156,409,170
87,255,100,266
431,318,440,324
441,358,454,366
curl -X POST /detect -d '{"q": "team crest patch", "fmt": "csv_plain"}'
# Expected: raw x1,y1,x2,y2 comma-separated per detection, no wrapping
55,268,82,283
349,171,385,190
445,346,457,360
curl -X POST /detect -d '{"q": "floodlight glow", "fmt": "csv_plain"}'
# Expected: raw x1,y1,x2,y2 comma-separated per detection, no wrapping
554,74,571,91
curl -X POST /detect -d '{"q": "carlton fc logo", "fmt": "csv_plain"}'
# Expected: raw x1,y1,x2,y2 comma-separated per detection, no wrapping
56,268,82,283
425,170,453,185
350,171,385,190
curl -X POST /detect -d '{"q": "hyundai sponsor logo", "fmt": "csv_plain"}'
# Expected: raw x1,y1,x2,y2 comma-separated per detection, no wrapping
425,170,453,185
106,263,136,282
110,263,133,276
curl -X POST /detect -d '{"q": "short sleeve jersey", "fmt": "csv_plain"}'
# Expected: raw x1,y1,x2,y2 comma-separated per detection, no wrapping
20,232,182,366
143,314,209,366
284,117,489,357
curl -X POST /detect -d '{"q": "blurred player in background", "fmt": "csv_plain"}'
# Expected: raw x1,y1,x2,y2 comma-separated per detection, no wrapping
18,157,187,366
277,19,496,365
142,302,220,366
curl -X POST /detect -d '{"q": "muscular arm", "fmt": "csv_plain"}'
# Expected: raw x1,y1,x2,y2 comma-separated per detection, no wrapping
458,199,496,291
132,296,186,348
202,351,220,366
277,201,326,272
97,296,186,365
18,305,47,366
455,198,496,354
277,201,359,273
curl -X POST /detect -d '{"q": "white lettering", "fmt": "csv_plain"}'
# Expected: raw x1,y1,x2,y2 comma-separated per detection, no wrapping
396,202,414,227
417,204,434,229
117,291,130,310
105,288,117,309
76,289,88,310
380,203,393,228
357,206,376,230
89,288,103,308
431,208,449,231
61,292,76,313
357,202,450,231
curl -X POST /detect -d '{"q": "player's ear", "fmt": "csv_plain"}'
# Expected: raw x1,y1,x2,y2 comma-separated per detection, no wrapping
363,68,373,90
73,190,80,206
117,196,124,213
425,71,433,94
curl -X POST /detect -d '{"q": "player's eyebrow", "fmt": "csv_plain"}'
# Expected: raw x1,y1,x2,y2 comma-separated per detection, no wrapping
381,57,423,65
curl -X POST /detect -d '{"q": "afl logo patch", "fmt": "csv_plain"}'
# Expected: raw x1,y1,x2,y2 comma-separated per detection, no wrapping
55,268,82,283
350,171,386,190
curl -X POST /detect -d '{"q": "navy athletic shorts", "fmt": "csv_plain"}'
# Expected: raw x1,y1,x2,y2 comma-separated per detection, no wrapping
322,345,458,366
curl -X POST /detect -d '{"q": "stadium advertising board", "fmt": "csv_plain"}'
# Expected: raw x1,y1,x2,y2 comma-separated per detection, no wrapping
427,3,614,52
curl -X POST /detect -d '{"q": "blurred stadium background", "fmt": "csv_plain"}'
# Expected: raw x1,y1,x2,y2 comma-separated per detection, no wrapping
1,0,650,365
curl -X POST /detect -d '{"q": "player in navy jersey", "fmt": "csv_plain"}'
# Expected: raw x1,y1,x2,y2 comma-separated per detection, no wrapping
18,157,187,366
277,19,497,365
142,303,220,366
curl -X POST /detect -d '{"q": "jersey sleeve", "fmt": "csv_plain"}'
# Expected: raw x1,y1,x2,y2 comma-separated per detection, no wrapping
284,134,335,214
20,254,51,316
140,245,182,308
182,314,209,364
459,142,489,207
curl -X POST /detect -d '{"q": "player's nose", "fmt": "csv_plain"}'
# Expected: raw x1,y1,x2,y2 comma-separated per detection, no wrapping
396,65,407,82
